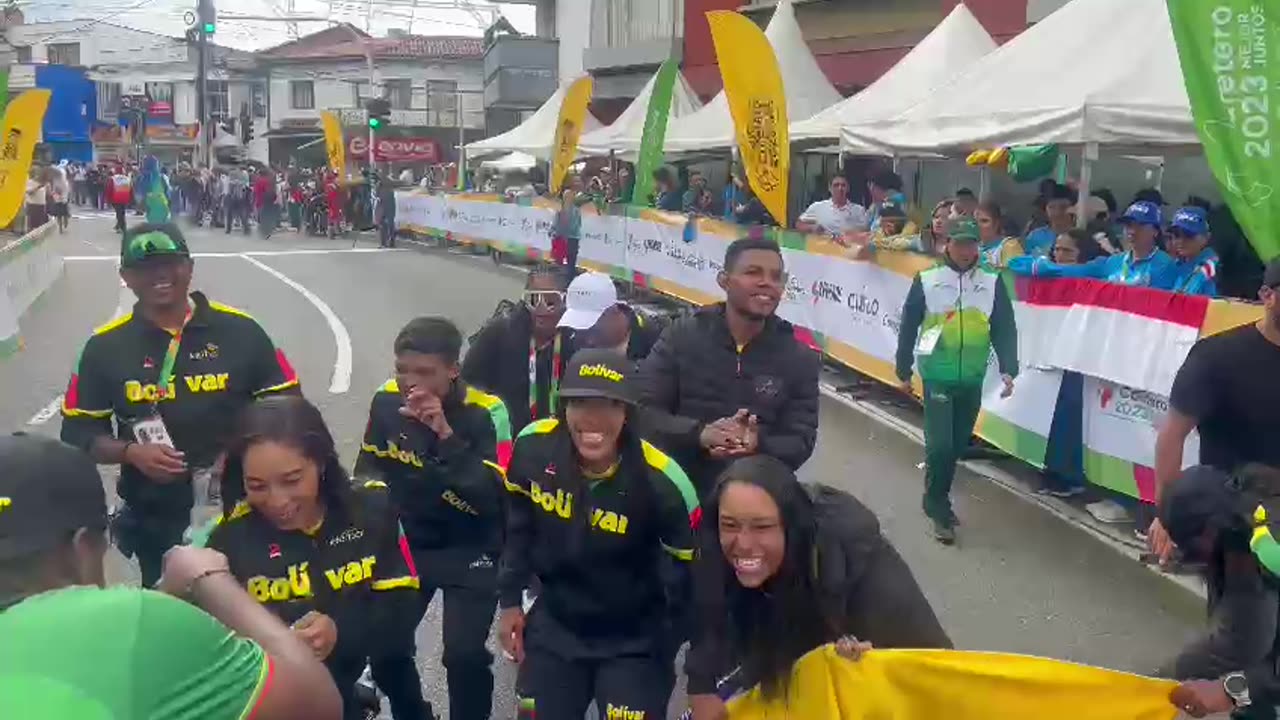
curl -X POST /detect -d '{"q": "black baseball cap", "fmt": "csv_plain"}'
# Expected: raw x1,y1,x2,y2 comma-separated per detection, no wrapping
120,223,191,268
0,434,106,561
1158,465,1243,551
558,348,635,405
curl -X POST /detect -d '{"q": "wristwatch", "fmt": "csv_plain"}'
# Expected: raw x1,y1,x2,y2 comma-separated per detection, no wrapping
1224,671,1251,708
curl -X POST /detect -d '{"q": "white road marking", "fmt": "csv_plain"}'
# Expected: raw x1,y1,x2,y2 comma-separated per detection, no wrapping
238,254,352,395
27,394,64,425
64,248,397,261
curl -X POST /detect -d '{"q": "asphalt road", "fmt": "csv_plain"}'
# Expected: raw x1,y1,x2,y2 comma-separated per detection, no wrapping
2,213,1208,719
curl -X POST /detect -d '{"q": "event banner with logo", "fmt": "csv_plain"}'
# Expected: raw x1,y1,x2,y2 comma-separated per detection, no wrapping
396,192,1260,500
0,90,51,228
1168,0,1280,263
551,76,594,195
320,111,345,178
630,59,679,206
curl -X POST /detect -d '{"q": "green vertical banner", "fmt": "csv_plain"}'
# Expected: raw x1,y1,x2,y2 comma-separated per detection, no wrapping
0,69,9,112
629,59,679,206
1168,1,1280,261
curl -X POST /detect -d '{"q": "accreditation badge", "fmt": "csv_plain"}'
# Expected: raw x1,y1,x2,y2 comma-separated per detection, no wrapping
131,413,175,448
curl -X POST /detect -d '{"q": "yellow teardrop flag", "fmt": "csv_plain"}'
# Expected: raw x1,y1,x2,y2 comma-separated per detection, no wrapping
550,76,594,195
708,10,789,225
320,111,345,179
966,149,991,166
728,646,1178,720
0,90,51,229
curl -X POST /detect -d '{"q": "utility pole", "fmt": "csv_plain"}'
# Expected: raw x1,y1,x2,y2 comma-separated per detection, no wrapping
195,0,216,168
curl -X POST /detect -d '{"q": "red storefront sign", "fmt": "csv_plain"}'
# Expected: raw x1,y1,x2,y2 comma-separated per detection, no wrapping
148,101,173,118
348,136,441,162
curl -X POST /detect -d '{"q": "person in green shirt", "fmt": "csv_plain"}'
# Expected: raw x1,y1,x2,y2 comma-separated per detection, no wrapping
895,217,1019,546
0,433,341,720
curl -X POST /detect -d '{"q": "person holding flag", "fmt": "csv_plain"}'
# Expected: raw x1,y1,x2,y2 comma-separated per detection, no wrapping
1008,201,1178,289
1167,205,1219,297
139,155,171,225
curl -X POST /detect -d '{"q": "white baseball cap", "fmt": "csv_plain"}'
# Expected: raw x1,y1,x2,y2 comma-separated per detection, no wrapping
558,272,619,331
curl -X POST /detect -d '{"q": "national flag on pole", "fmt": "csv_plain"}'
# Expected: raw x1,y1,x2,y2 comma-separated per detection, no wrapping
708,10,789,226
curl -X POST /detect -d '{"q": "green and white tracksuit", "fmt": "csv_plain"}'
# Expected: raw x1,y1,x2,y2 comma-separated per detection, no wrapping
895,261,1018,526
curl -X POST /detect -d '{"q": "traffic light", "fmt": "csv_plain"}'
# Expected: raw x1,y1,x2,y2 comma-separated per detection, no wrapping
197,0,216,35
366,97,391,130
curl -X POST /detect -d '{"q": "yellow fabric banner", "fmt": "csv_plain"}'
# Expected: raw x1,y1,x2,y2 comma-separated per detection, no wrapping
727,645,1178,720
320,111,346,178
708,10,789,225
0,90,51,229
551,76,594,195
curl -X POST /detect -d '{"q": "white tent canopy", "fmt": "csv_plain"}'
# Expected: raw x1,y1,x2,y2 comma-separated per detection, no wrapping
577,70,703,157
791,3,995,151
662,0,841,156
479,151,538,171
844,0,1197,155
464,77,603,161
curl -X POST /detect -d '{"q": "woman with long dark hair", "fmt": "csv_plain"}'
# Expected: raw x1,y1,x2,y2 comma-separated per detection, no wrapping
685,456,951,719
196,396,421,719
497,348,700,718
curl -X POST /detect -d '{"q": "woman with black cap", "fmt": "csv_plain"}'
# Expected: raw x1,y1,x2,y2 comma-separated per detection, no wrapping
497,348,700,719
1159,464,1280,718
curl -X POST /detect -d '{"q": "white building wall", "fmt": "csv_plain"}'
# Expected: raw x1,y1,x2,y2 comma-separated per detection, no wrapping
556,0,590,80
8,22,190,67
266,58,485,129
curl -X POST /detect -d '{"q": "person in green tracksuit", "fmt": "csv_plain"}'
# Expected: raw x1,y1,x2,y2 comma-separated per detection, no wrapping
895,216,1019,545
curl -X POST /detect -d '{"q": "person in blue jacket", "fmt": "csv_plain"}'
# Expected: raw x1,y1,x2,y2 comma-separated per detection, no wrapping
1008,200,1177,290
1166,205,1219,297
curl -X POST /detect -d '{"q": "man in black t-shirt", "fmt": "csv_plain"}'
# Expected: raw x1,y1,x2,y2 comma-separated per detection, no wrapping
1147,258,1280,563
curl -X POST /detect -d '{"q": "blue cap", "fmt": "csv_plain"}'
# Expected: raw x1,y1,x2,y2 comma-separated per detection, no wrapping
1119,201,1162,228
1169,206,1209,236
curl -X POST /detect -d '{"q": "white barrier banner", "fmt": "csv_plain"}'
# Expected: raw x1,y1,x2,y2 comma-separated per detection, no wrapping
802,256,914,365
1,222,64,354
1083,377,1200,472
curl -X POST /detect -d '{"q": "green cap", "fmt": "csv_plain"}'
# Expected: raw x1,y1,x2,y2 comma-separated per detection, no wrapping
945,216,980,243
120,225,191,268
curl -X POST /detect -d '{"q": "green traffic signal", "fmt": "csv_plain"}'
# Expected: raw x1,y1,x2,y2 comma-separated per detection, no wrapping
368,117,383,129
202,22,215,34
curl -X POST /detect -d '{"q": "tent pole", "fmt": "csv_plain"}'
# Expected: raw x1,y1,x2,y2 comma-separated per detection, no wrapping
1076,142,1097,230
1155,156,1165,192
979,165,989,199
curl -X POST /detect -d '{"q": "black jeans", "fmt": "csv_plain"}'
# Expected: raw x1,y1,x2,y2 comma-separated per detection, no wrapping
113,203,128,232
371,548,498,720
132,509,188,587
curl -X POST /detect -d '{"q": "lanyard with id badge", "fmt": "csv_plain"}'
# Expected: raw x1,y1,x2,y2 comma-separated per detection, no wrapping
129,305,222,530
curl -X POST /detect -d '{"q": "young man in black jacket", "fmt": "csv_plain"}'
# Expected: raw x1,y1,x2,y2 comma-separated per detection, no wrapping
462,266,568,434
357,317,512,720
637,236,821,496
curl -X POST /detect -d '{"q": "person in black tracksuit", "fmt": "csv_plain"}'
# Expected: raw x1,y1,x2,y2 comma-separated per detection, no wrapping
637,237,821,497
463,266,568,434
356,318,510,720
197,396,421,720
498,349,701,719
683,455,951,720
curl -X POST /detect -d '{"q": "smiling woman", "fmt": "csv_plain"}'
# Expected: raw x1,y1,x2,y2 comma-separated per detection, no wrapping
684,456,951,718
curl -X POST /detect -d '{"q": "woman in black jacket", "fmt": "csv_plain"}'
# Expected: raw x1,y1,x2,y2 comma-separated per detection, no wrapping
685,455,951,720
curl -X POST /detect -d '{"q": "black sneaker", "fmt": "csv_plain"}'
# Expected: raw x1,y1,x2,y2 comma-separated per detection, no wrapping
930,518,956,545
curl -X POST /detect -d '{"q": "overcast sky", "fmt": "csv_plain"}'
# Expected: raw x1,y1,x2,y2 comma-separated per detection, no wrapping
23,0,538,51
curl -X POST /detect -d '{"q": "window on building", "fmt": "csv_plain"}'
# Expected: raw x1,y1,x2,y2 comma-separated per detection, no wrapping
426,80,457,126
207,80,229,122
15,46,31,63
47,42,81,66
350,80,370,107
145,82,173,104
386,79,413,110
251,82,267,117
96,82,122,122
290,80,315,110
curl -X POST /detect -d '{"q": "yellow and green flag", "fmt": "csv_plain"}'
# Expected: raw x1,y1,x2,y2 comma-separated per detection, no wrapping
0,90,51,229
708,10,789,225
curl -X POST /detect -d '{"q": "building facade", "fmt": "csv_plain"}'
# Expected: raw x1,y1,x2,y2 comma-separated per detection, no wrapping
256,26,486,168
6,20,265,164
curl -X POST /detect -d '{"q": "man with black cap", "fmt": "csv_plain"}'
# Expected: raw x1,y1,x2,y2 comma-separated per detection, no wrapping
1148,258,1280,565
897,216,1018,545
0,433,342,720
497,349,699,720
60,222,300,586
1158,464,1280,718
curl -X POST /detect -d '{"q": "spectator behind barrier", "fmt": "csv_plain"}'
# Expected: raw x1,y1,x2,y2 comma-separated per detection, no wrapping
866,169,906,232
974,200,1024,270
1008,201,1177,290
1166,206,1219,297
1023,183,1077,258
